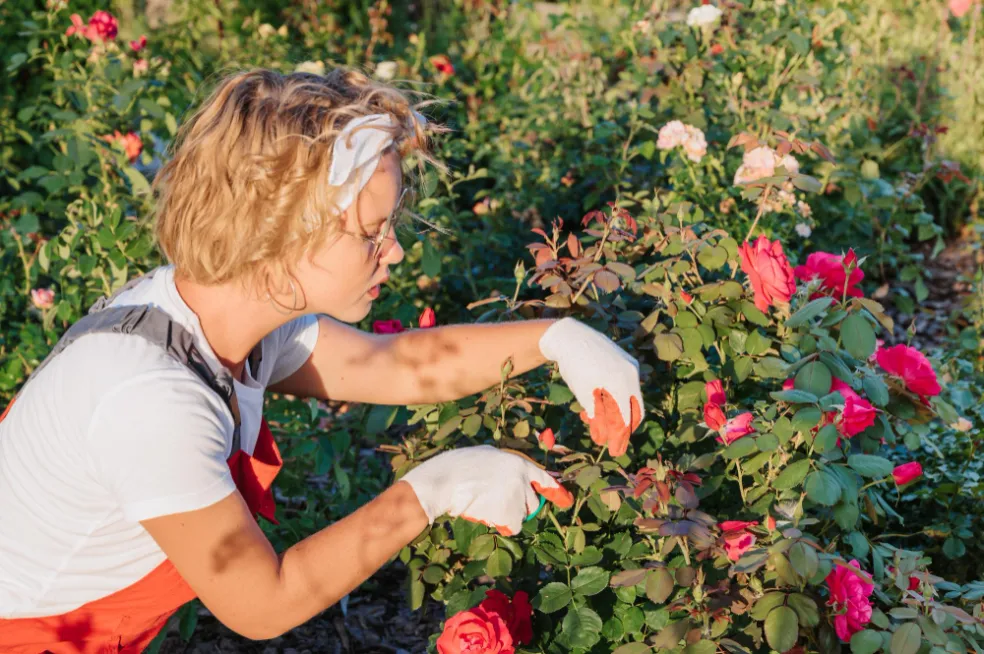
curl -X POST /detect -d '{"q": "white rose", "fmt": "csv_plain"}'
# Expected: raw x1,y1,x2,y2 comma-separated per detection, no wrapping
295,60,326,76
734,146,777,185
795,223,813,238
686,4,723,28
375,61,399,81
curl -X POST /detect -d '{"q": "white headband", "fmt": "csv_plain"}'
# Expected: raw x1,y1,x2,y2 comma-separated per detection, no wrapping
327,110,427,213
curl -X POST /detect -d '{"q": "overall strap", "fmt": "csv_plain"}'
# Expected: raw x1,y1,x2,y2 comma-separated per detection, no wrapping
23,304,244,453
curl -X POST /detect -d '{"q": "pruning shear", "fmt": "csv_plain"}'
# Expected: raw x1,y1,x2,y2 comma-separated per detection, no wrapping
502,447,549,523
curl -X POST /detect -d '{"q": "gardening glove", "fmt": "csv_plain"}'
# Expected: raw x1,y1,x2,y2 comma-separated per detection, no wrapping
401,445,574,536
538,317,644,457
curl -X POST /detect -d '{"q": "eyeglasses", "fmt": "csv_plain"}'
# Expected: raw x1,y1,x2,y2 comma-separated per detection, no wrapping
350,186,410,263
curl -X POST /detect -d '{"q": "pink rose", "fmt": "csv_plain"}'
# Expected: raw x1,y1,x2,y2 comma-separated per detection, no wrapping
133,58,148,76
372,319,405,334
739,236,796,313
720,520,759,561
830,379,877,438
478,590,533,646
130,35,147,52
705,380,727,406
825,560,874,642
437,606,515,654
538,428,556,450
657,121,688,150
875,345,941,398
950,0,977,17
893,462,923,486
418,307,436,329
30,288,55,310
719,412,754,445
793,250,864,299
86,10,118,42
65,13,85,37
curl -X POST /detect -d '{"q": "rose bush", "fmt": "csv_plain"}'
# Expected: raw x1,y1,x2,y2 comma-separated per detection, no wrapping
390,133,981,651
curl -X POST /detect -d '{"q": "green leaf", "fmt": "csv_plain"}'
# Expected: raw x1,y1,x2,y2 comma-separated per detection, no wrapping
765,606,800,653
791,172,823,192
646,568,675,604
774,459,811,490
563,607,603,648
613,644,652,654
805,470,841,506
847,454,894,478
486,549,512,577
723,436,758,459
755,356,789,379
468,534,497,560
787,297,834,327
685,641,718,654
422,238,441,277
771,389,819,404
795,361,832,397
788,594,820,627
813,424,840,455
851,630,884,654
571,566,609,597
890,623,921,654
365,405,398,434
742,301,772,326
533,582,573,614
549,383,575,404
792,407,823,433
943,537,966,559
751,592,787,620
757,433,779,452
698,246,728,270
789,541,819,579
842,314,877,360
123,167,151,195
422,564,445,584
745,330,771,356
655,333,685,362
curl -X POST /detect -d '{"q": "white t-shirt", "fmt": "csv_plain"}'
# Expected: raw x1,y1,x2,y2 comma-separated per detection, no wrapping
0,266,319,618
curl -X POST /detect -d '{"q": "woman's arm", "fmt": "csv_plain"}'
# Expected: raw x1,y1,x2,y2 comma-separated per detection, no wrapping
141,481,428,640
270,315,557,405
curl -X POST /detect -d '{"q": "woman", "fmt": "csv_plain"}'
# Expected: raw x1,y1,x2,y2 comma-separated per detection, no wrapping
0,68,643,652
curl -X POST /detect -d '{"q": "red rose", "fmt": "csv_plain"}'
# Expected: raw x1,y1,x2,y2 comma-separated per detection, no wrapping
739,236,796,313
537,428,555,450
430,54,455,76
793,250,864,299
705,380,726,406
130,34,147,52
874,344,941,398
418,306,436,328
720,520,759,561
826,560,874,642
86,10,118,42
830,379,877,437
718,412,754,445
710,43,725,55
437,607,515,654
704,403,727,431
372,319,405,334
892,461,922,486
950,0,976,18
680,290,694,304
103,131,142,163
478,590,533,645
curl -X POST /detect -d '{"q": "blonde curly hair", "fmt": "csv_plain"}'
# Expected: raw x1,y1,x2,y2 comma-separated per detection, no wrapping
152,67,448,293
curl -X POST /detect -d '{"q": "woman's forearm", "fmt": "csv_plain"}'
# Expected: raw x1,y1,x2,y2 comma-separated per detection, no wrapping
267,481,428,637
384,318,558,405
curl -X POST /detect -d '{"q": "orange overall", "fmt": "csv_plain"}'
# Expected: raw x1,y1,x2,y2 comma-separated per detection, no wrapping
0,404,283,653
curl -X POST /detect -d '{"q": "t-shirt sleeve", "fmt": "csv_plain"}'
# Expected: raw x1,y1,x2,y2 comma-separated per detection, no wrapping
86,369,238,522
262,313,320,386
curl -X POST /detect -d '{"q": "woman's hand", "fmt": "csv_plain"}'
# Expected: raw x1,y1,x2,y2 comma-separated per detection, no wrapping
401,445,574,536
538,317,644,457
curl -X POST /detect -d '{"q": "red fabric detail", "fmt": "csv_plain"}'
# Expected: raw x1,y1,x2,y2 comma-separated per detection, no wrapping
227,418,283,524
0,404,284,652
